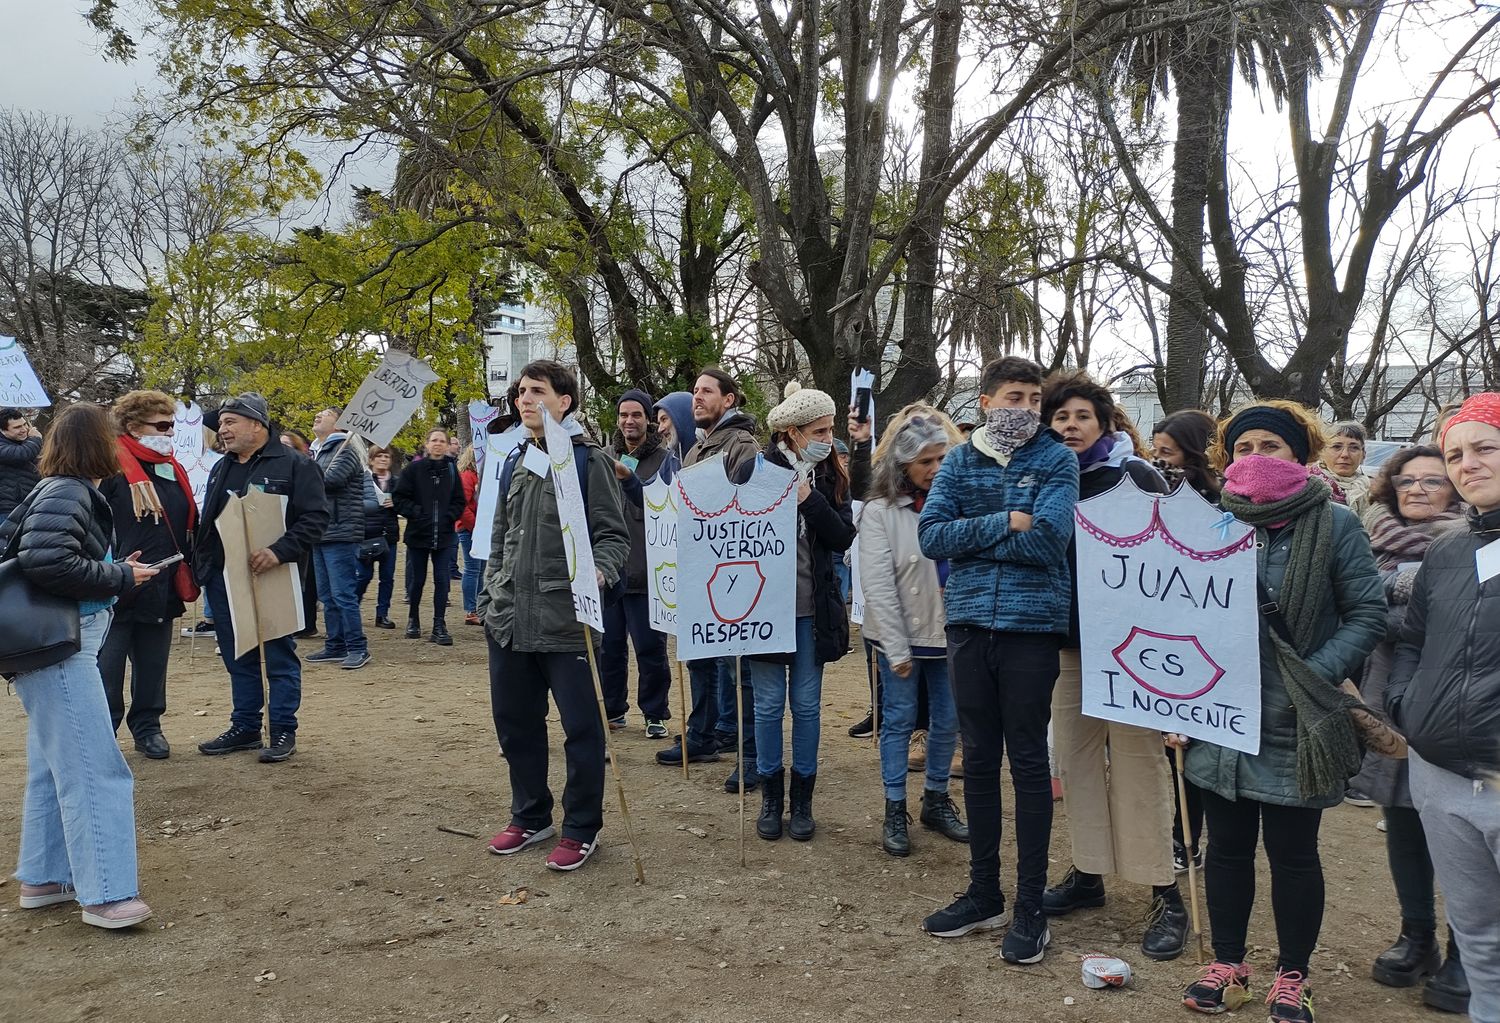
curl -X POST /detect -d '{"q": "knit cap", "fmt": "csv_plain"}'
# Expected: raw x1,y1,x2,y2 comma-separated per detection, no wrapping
767,382,836,431
617,388,655,415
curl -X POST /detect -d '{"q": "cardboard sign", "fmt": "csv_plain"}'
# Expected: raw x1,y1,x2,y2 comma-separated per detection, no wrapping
338,351,440,447
468,399,500,467
849,500,865,625
174,400,205,464
0,336,51,407
1076,479,1262,755
469,423,529,558
186,451,223,511
217,488,305,657
674,454,798,660
643,473,679,633
542,411,604,632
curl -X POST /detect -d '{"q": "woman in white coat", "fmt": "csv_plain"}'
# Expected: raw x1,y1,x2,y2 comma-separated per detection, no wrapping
859,406,968,856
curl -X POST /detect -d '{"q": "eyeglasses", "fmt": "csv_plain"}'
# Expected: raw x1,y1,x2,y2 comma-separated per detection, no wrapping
1393,475,1449,493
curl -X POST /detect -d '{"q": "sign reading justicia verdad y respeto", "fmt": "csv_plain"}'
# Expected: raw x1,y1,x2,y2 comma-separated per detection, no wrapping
1075,479,1262,755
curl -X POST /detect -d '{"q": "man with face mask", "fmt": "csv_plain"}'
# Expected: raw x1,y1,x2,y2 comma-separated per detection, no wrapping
915,356,1079,967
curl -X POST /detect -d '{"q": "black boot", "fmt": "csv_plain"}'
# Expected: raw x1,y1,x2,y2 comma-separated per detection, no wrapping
1423,933,1471,1014
757,769,785,840
882,799,911,857
1141,884,1189,961
788,771,817,841
919,789,969,843
430,619,452,646
1042,866,1106,916
405,616,422,639
1372,920,1440,988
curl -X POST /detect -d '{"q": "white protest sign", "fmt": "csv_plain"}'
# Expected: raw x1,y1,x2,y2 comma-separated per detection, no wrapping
0,336,51,407
674,454,799,660
186,451,223,511
174,400,205,463
468,399,500,467
849,499,865,625
850,367,876,444
338,351,440,447
643,473,679,633
1076,479,1262,755
469,423,529,558
543,411,603,632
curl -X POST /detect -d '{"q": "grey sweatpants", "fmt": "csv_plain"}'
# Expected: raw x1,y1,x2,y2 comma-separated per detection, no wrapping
1410,750,1500,1023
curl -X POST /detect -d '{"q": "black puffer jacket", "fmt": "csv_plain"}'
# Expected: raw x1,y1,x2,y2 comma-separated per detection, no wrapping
313,434,366,544
393,456,465,549
1389,506,1500,782
606,431,673,593
98,459,193,623
0,433,41,518
5,476,133,600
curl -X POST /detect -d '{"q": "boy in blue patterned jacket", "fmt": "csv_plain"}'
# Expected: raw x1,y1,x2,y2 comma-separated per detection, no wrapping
916,356,1079,966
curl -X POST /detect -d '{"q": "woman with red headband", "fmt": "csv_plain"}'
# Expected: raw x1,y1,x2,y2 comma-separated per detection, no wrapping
1387,392,1500,1023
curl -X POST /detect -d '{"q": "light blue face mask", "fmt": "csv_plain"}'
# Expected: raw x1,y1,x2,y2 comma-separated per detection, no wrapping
800,439,833,464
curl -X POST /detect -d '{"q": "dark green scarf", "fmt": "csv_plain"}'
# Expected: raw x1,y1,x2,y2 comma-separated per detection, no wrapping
1220,476,1364,799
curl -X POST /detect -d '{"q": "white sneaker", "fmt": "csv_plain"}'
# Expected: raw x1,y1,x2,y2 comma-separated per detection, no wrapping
82,898,153,929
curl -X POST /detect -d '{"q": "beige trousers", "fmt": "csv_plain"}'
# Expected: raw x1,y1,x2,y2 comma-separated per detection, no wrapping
1052,649,1175,886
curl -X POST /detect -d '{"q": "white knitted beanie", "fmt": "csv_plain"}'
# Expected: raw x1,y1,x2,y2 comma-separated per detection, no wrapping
767,381,837,431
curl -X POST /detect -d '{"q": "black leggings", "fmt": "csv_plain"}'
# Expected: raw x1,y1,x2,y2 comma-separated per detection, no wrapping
1383,805,1436,928
1169,748,1205,852
1201,790,1324,973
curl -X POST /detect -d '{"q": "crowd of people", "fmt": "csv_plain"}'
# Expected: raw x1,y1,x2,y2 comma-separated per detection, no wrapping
2,362,1498,1023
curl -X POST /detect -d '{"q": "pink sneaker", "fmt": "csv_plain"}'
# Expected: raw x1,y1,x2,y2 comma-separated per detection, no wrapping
546,836,599,872
81,898,153,929
18,882,76,908
487,824,556,856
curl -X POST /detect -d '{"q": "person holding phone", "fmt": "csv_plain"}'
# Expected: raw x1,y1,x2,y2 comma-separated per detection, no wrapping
97,390,197,760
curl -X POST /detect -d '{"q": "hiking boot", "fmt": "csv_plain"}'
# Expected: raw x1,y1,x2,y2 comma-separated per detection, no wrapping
18,882,76,909
488,824,556,855
1042,866,1106,916
907,729,927,772
341,650,371,670
1265,969,1314,1023
1423,935,1471,1014
848,712,874,738
198,725,262,755
922,888,1008,938
1183,961,1253,1014
757,769,785,840
788,771,817,840
259,731,296,763
374,616,396,629
1000,900,1050,964
1173,839,1204,874
430,621,453,646
81,898,153,929
656,740,720,766
405,618,422,639
645,719,668,739
1141,885,1189,961
882,798,911,857
546,836,599,871
304,646,344,663
1372,920,1440,987
134,733,170,759
725,764,760,794
919,789,968,843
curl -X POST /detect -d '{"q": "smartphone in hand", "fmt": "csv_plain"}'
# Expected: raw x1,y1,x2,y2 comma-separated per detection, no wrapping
145,552,185,571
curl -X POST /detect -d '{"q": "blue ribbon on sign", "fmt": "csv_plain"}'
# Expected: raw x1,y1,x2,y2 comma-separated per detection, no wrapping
1212,511,1238,541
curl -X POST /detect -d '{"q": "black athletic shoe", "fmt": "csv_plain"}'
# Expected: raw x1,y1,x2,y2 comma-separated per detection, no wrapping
198,726,262,756
656,740,721,766
259,731,296,763
848,713,874,738
1000,901,1050,964
922,889,1009,938
1043,866,1106,916
1173,839,1204,874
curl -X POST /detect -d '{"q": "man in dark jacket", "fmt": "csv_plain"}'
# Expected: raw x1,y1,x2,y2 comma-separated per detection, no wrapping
479,360,630,872
307,407,369,670
601,389,674,737
0,407,41,518
195,392,329,763
393,428,465,645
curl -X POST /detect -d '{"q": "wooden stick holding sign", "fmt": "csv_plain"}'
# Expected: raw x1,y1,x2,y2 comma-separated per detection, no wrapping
583,629,646,885
675,661,690,780
1174,743,1208,964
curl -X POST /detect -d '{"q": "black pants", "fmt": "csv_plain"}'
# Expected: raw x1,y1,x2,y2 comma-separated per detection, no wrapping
406,544,454,622
600,593,672,721
947,626,1058,906
1201,790,1324,973
97,617,173,739
1169,747,1205,852
489,638,605,842
299,551,319,630
1384,804,1436,928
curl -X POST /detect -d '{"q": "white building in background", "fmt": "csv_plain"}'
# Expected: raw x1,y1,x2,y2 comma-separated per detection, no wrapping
482,302,530,403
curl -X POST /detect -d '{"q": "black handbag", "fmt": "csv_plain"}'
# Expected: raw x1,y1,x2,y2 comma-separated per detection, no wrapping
358,536,389,562
0,485,83,677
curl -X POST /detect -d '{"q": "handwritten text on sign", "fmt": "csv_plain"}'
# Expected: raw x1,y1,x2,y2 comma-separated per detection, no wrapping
1075,480,1262,755
544,412,603,632
0,336,51,407
643,474,679,633
338,351,440,447
674,454,798,660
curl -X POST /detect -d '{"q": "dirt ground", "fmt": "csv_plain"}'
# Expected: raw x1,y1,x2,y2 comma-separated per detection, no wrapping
0,602,1450,1023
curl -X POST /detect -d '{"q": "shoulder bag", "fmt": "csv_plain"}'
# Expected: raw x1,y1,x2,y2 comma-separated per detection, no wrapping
0,483,83,677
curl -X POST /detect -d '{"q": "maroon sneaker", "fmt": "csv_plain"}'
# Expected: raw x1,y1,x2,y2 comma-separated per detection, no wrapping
546,836,600,871
487,824,556,856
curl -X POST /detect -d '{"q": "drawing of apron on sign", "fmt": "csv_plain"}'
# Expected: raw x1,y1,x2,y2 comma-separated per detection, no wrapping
673,453,799,661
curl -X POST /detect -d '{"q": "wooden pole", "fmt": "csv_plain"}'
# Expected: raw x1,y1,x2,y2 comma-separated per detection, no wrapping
674,659,690,780
735,656,747,867
1175,744,1207,964
584,628,647,884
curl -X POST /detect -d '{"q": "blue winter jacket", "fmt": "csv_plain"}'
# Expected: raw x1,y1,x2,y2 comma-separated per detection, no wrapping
917,429,1079,634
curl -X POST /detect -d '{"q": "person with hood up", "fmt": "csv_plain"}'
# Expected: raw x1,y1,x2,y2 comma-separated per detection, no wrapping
654,390,697,463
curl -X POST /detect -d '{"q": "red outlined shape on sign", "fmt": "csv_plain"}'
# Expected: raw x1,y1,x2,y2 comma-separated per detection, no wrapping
1075,500,1252,563
707,561,766,623
1111,627,1225,700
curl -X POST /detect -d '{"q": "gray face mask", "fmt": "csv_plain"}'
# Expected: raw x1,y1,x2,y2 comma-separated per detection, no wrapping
800,439,832,463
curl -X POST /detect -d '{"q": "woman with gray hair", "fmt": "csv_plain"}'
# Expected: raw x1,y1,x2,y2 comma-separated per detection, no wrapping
858,405,968,857
1323,421,1371,513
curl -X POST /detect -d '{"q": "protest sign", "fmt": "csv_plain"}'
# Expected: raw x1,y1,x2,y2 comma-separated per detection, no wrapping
849,500,865,626
0,336,51,407
186,451,223,511
469,423,529,557
1075,479,1262,755
674,454,799,660
217,488,305,657
174,400,205,464
543,411,604,632
337,351,440,447
468,399,500,467
643,473,679,633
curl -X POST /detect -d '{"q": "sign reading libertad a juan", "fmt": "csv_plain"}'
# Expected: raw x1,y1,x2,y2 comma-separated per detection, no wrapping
338,351,440,447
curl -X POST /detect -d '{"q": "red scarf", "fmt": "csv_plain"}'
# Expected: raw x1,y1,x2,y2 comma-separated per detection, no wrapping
117,435,197,530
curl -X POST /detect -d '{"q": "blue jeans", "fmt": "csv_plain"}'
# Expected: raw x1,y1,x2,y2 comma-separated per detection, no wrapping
878,652,957,800
686,658,723,749
715,655,755,743
355,540,396,618
835,561,851,603
748,616,823,778
207,576,303,734
457,530,483,615
14,610,139,904
314,541,367,656
201,588,215,621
